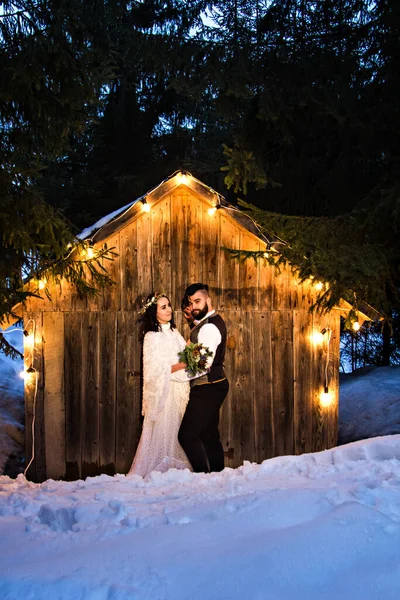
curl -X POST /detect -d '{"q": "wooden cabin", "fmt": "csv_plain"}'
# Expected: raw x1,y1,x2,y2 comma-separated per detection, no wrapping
11,172,368,482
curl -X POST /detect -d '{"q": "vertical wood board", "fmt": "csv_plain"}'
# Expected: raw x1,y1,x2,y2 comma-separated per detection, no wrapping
221,311,255,467
252,311,275,462
200,201,220,304
258,258,274,310
64,312,83,480
80,312,100,478
219,217,240,310
99,312,117,475
43,312,66,480
120,220,138,311
103,234,121,312
271,310,294,456
273,264,291,310
186,191,203,284
170,192,188,306
116,311,142,473
136,210,153,303
151,196,172,294
293,310,313,455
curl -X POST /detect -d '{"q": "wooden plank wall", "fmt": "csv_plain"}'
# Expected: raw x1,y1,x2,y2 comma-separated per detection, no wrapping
23,185,340,480
43,312,65,480
63,311,139,480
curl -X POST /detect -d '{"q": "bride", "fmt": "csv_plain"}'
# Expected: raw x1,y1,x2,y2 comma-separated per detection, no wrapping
128,292,191,477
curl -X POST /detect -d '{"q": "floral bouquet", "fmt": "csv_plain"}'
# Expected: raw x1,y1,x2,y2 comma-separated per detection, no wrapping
178,342,213,377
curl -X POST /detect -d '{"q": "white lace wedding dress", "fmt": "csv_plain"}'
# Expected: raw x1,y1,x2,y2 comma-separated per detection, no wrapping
128,323,192,477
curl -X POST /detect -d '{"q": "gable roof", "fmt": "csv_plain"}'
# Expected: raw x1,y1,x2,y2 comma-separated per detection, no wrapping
1,171,381,329
80,170,285,250
76,170,384,326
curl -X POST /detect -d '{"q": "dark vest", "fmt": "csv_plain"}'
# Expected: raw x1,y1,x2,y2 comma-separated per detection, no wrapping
190,313,227,383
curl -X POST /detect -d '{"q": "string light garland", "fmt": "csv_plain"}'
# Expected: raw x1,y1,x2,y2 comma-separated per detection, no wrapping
219,204,284,249
21,318,39,477
320,326,333,407
87,169,284,250
88,172,184,242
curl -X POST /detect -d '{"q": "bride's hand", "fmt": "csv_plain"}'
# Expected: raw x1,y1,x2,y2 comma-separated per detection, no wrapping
171,362,186,373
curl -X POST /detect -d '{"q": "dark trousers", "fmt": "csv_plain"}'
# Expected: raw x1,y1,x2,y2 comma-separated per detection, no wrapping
178,379,229,473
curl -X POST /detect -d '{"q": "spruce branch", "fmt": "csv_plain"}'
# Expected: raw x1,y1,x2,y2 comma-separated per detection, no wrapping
0,332,23,360
33,241,118,300
225,199,395,318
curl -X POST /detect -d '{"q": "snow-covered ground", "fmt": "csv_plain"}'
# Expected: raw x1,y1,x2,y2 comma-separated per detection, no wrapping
339,366,400,444
0,436,400,599
1,326,400,599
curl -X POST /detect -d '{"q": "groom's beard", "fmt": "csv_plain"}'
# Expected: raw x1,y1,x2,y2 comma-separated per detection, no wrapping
192,305,209,321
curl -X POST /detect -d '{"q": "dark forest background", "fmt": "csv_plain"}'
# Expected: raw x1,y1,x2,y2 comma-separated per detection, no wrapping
1,0,399,368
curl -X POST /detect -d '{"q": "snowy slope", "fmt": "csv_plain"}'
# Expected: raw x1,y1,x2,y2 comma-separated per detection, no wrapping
339,366,400,443
0,329,24,475
1,332,400,599
0,436,399,599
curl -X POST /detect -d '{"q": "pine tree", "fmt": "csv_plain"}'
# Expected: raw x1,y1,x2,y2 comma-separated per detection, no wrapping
0,0,117,353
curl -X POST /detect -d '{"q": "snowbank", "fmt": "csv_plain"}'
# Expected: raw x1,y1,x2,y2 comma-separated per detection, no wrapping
0,329,24,476
1,334,400,598
0,435,399,599
339,366,400,444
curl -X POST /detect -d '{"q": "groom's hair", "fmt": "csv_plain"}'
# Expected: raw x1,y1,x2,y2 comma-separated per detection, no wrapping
185,282,209,297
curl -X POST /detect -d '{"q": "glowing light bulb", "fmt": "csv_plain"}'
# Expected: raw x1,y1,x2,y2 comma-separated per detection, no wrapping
315,281,323,291
24,333,35,349
352,321,360,332
20,366,35,380
38,278,47,290
320,387,333,407
208,206,217,216
263,252,269,258
179,172,188,185
141,199,151,213
310,330,324,345
86,246,94,259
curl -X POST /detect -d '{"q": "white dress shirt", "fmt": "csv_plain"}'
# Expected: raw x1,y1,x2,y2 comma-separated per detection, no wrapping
171,310,221,382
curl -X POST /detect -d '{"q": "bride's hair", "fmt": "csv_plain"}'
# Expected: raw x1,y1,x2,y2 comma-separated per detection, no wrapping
139,293,176,340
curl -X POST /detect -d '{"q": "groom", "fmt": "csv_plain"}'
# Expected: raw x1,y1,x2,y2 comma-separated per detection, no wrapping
178,283,229,473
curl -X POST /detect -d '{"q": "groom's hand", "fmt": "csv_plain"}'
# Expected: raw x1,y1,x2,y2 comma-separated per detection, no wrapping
183,306,193,323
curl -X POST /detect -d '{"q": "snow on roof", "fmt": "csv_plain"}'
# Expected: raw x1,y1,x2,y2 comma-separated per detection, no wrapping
77,200,138,241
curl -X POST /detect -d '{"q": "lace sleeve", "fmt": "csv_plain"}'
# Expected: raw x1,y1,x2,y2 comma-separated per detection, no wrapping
142,332,173,421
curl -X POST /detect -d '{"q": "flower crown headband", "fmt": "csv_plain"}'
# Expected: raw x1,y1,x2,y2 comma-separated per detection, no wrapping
138,292,167,315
